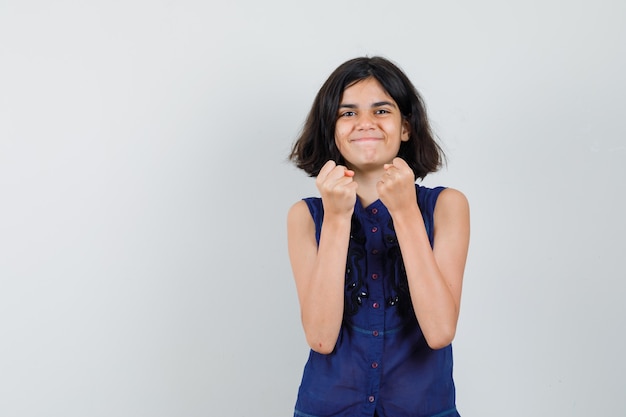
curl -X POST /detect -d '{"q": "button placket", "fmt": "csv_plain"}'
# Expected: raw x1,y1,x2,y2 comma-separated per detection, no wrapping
361,208,384,410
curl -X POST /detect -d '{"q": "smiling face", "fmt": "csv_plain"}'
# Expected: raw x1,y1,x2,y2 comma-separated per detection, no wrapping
334,77,410,175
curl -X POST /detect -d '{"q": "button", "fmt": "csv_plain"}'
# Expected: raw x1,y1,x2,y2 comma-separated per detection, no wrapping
371,273,378,280
368,395,375,403
371,227,378,233
372,330,379,336
372,249,379,255
373,302,379,309
371,208,378,214
372,362,379,369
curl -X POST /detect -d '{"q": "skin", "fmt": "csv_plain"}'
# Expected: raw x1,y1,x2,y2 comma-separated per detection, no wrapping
287,77,470,353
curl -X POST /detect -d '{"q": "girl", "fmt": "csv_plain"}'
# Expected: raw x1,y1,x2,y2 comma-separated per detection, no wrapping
288,56,470,417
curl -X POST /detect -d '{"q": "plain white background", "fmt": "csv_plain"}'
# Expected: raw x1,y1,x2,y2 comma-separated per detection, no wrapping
1,1,625,416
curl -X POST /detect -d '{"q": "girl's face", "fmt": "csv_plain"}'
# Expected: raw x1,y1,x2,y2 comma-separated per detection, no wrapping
334,77,410,174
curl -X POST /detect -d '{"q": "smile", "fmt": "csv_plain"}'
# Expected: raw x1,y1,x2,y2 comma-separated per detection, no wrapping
350,137,383,142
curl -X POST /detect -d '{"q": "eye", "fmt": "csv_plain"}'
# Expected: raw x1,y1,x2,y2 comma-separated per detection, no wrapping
339,110,356,117
375,109,390,115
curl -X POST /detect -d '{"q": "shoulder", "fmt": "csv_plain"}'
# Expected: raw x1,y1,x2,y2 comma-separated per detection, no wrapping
288,199,311,221
437,188,469,210
287,200,318,247
433,188,470,230
288,199,319,230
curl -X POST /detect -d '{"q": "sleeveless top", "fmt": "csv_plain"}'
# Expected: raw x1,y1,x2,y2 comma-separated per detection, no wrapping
294,184,460,417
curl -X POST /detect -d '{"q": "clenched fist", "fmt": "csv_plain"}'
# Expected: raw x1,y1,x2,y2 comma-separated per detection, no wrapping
377,157,418,214
316,160,358,217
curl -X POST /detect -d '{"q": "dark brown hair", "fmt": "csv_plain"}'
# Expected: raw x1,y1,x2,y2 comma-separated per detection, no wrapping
289,56,445,179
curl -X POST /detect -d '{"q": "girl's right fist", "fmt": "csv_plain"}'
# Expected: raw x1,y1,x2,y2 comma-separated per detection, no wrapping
316,160,358,216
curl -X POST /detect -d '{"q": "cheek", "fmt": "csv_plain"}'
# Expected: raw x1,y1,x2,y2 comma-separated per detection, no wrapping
334,135,342,151
334,124,346,149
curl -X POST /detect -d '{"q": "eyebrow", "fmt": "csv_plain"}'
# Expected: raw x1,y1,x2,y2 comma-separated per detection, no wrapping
338,101,397,109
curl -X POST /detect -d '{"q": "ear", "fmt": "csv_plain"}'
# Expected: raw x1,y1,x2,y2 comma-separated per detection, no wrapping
401,118,410,142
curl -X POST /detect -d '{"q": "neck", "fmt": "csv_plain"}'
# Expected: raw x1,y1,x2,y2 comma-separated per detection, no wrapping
352,168,384,208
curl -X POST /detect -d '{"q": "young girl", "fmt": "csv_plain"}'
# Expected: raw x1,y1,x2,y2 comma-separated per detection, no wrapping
287,56,470,417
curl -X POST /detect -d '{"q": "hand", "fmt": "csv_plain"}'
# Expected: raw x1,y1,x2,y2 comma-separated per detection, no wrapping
316,160,358,217
377,157,418,214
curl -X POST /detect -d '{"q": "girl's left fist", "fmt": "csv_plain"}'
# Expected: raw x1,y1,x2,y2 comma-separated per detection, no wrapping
377,157,417,213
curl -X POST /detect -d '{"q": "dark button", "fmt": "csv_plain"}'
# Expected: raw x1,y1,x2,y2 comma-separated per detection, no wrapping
371,273,378,280
371,208,378,214
371,227,378,233
368,395,375,403
372,330,379,337
372,249,379,255
373,302,379,309
371,362,379,369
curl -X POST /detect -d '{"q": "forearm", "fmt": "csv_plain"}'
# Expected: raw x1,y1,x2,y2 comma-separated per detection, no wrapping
391,207,459,349
299,214,351,353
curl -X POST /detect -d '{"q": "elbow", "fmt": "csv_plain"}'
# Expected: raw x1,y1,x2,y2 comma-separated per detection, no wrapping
426,338,453,350
306,334,338,355
302,315,340,354
424,327,456,350
310,343,335,355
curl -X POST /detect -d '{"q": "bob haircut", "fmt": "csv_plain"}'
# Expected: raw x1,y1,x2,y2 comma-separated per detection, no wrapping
289,56,445,179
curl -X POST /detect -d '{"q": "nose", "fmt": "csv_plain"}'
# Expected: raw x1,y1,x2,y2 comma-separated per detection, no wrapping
356,113,375,130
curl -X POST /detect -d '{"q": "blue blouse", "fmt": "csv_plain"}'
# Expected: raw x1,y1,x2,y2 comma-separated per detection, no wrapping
294,184,460,417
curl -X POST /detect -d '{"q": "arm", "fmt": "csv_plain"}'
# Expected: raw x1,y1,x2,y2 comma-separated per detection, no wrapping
378,158,470,349
287,161,357,354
